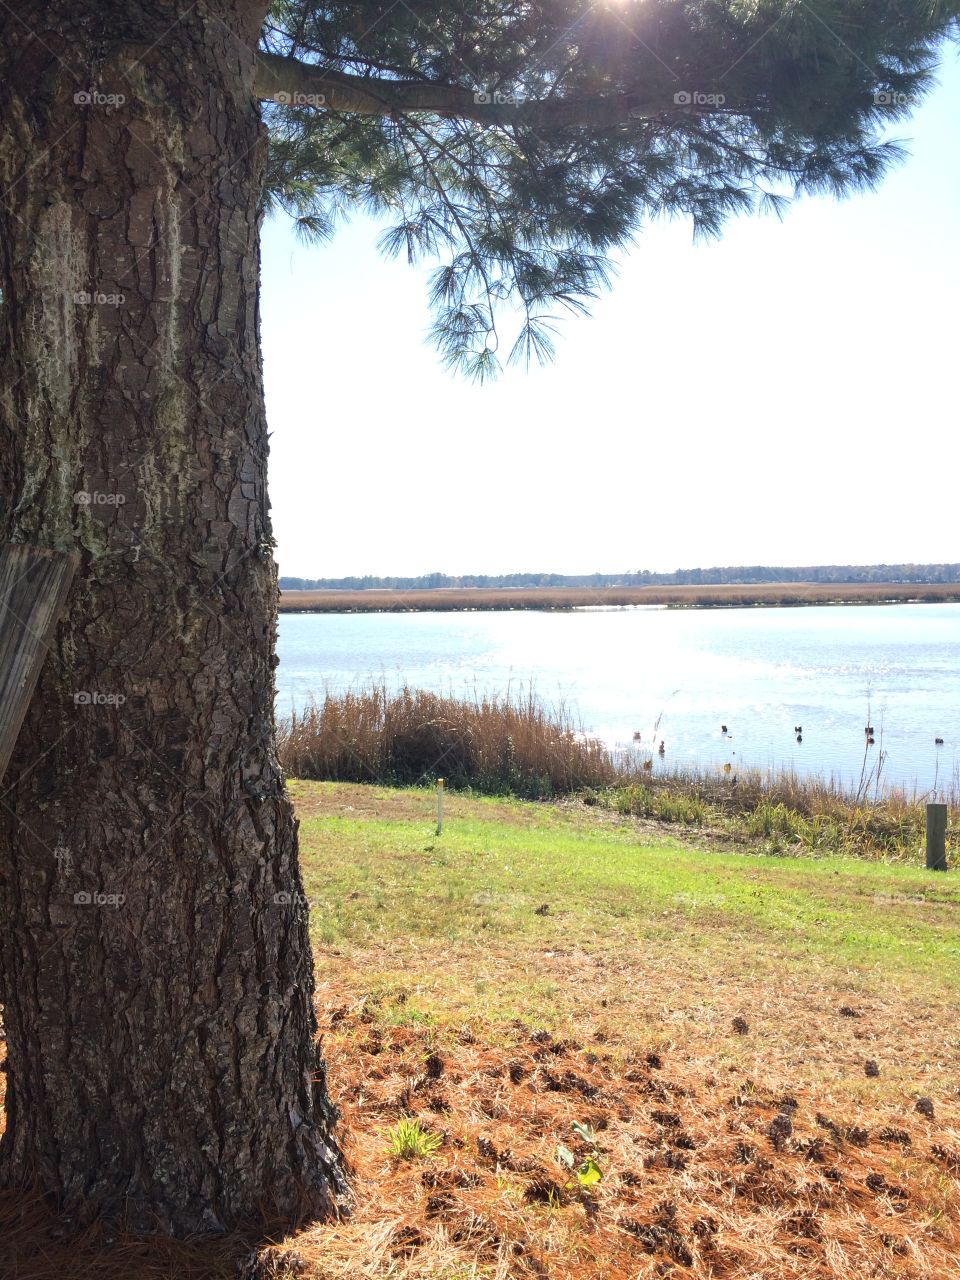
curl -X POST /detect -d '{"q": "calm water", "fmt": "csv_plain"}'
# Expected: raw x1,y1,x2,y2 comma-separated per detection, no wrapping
277,603,960,796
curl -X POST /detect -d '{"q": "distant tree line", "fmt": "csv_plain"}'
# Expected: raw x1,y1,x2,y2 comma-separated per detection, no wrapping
280,564,960,591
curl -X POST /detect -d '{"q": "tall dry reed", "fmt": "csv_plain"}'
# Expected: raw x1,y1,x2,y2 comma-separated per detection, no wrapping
278,684,617,798
277,684,957,859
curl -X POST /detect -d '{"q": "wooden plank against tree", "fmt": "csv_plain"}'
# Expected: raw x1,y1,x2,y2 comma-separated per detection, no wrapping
0,543,78,781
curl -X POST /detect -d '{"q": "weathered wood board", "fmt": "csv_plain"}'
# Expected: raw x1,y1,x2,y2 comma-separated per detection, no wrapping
0,543,78,781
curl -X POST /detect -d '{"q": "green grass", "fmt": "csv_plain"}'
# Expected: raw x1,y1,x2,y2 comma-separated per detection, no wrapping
293,781,960,1002
386,1119,443,1159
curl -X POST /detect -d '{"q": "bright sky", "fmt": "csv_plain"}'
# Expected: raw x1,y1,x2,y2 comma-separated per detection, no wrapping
261,53,959,579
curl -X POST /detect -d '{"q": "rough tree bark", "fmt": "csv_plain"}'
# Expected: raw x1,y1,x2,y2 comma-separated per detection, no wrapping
0,0,344,1234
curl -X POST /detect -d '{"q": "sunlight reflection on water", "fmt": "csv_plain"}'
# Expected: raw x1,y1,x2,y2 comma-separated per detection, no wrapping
277,603,960,795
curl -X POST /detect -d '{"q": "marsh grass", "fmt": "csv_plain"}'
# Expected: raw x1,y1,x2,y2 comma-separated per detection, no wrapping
278,684,957,861
599,770,952,860
278,683,616,798
279,582,960,612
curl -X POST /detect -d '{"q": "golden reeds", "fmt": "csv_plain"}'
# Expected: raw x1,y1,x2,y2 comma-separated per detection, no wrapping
277,684,957,859
277,684,616,798
278,583,960,613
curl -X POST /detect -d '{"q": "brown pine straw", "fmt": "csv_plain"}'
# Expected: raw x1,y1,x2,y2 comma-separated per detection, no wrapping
2,979,958,1280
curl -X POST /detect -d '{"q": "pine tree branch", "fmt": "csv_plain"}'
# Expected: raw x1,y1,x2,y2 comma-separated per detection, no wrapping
254,50,721,126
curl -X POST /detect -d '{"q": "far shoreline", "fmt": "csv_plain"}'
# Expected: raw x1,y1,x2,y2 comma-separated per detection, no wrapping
277,582,960,613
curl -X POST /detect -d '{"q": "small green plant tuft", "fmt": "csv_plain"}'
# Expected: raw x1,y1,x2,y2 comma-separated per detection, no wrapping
577,1154,603,1187
387,1118,443,1159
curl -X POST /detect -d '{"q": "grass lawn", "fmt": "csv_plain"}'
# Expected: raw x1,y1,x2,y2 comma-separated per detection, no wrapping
4,781,958,1279
293,780,959,1004
285,782,960,1279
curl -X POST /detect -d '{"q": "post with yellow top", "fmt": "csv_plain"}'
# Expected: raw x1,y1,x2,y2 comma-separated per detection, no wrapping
436,778,444,836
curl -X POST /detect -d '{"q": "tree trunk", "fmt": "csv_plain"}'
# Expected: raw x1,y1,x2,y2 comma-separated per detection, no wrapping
0,1,344,1235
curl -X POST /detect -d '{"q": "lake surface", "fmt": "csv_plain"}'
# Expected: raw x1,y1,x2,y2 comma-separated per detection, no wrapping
277,603,960,797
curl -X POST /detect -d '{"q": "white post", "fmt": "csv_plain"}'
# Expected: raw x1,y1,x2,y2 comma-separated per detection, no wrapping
436,777,444,836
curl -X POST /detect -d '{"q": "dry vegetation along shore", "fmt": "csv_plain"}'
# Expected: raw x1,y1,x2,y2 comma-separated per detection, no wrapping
278,685,958,863
279,583,960,613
